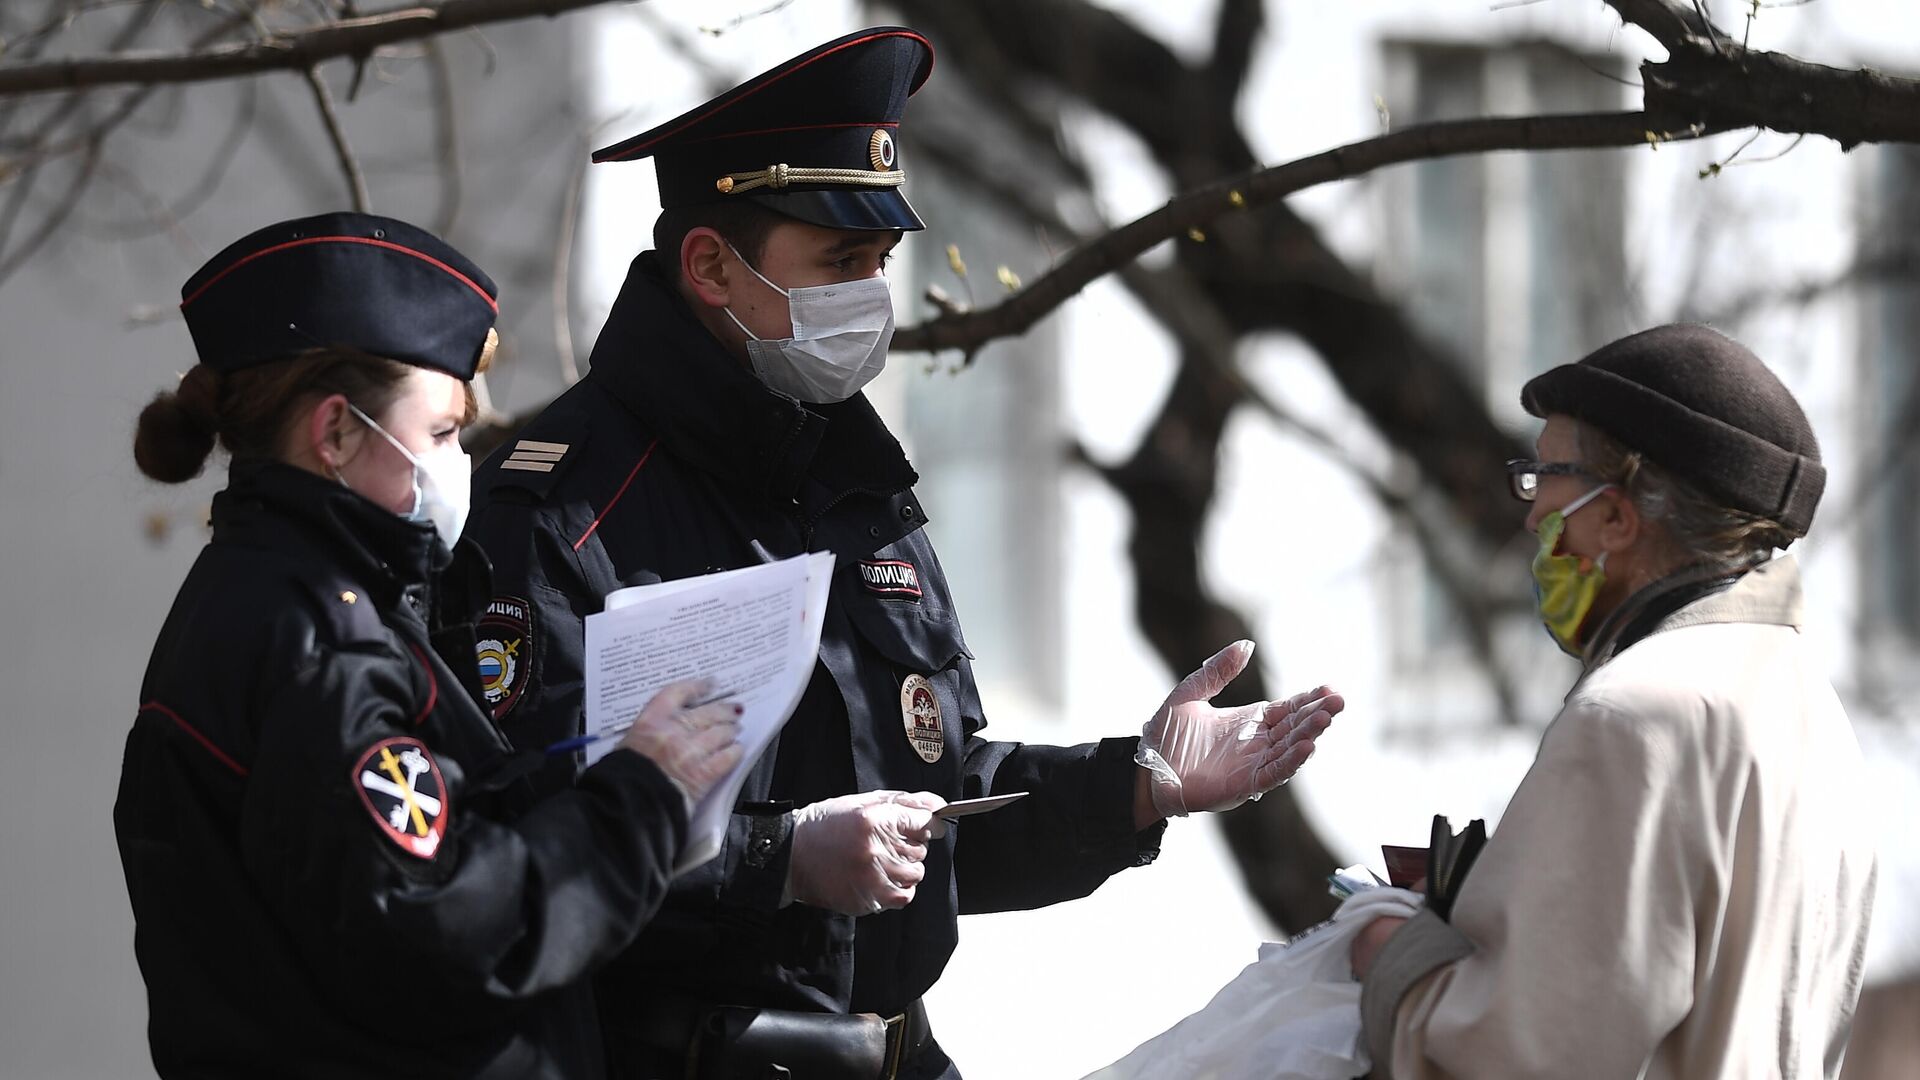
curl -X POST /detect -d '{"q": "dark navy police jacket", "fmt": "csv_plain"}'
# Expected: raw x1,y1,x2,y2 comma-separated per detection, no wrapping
115,461,689,1079
466,253,1164,1079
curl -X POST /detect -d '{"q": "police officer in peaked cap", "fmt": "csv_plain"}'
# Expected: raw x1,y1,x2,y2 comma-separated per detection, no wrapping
467,28,1344,1080
115,212,743,1078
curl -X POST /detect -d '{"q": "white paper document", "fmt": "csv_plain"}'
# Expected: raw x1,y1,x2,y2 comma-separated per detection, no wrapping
584,551,836,875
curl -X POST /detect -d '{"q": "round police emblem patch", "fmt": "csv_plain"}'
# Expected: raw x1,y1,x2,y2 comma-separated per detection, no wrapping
475,596,532,721
900,673,944,764
352,737,449,859
870,129,896,171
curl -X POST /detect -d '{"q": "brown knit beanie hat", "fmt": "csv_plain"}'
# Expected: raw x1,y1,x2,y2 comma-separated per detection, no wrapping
1521,324,1824,539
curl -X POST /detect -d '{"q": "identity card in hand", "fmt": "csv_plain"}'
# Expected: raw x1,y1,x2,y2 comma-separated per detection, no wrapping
933,792,1029,820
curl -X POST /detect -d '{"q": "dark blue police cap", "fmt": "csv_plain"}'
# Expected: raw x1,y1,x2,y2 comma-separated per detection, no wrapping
591,27,933,232
180,212,500,380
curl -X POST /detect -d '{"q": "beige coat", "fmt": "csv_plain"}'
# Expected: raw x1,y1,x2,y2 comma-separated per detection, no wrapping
1362,556,1878,1079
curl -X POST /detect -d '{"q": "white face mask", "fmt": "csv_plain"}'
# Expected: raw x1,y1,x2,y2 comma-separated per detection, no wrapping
720,244,895,404
345,403,472,547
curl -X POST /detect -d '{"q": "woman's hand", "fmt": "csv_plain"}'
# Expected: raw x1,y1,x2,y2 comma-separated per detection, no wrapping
1350,915,1409,980
619,679,743,803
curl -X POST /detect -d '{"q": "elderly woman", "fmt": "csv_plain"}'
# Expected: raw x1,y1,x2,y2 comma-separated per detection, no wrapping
1352,324,1877,1079
116,212,741,1078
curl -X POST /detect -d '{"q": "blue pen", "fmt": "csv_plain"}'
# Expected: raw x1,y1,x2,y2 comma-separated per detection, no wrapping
544,686,741,756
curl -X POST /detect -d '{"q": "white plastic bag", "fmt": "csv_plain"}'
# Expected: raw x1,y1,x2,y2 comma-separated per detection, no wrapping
1081,887,1424,1080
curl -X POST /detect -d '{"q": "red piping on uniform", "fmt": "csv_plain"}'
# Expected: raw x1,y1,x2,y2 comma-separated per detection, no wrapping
179,236,499,313
596,31,933,162
575,439,659,552
683,120,899,146
407,643,439,726
139,701,248,777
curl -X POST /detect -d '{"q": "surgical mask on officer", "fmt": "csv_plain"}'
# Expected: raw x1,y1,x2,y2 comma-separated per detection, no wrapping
719,243,894,404
343,403,472,546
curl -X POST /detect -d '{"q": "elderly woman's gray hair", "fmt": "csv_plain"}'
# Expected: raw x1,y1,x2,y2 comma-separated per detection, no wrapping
1572,420,1795,571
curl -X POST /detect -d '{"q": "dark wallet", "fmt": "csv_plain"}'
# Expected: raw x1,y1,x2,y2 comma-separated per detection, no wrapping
691,1006,889,1080
1426,814,1488,922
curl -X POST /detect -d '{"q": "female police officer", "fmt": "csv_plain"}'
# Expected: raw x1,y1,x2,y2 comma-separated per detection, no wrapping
114,211,740,1079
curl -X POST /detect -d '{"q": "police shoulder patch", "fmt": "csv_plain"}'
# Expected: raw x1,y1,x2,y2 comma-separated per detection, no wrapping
352,737,449,859
475,596,533,721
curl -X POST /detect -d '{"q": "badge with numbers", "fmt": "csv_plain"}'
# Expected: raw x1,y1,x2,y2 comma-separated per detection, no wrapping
900,673,944,764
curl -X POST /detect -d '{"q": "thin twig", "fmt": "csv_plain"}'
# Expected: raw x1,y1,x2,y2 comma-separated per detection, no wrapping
1730,130,1805,164
302,64,368,211
424,37,460,234
4,0,157,58
0,133,102,288
83,77,257,241
1692,0,1729,55
0,0,630,96
697,0,795,36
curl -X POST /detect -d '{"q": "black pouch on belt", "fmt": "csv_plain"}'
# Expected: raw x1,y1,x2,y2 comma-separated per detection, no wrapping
691,1006,888,1080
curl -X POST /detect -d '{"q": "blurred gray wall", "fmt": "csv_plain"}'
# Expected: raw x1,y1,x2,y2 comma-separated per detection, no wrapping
0,18,584,1076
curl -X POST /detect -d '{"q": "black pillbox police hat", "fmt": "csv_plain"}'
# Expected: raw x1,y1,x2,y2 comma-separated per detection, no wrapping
180,212,499,380
1522,323,1825,538
592,27,934,232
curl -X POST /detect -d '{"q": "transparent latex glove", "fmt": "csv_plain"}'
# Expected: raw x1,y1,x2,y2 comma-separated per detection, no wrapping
618,679,744,807
1136,641,1342,818
789,790,946,916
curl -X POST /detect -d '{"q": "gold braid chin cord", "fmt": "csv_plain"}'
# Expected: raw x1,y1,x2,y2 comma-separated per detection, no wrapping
715,164,906,195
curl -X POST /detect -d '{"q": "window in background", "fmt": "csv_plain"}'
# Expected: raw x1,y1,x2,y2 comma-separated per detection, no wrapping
891,166,1067,723
1375,39,1629,681
1859,145,1920,655
1379,40,1631,429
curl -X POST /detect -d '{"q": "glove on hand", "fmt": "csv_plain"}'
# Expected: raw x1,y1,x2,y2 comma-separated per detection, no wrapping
619,679,744,806
789,790,945,915
1136,641,1341,818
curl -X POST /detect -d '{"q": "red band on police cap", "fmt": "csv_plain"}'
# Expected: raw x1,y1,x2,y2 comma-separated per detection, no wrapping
180,235,499,313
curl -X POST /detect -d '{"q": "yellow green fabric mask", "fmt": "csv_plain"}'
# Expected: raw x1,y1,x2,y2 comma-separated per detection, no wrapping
1530,484,1612,656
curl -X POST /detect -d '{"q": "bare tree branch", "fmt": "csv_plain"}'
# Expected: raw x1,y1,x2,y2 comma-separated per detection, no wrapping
0,132,101,287
302,64,368,211
1604,0,1717,49
1,3,253,278
424,36,461,234
1596,0,1920,149
1692,245,1920,327
1645,43,1920,149
894,110,1722,356
1208,0,1263,109
0,0,627,96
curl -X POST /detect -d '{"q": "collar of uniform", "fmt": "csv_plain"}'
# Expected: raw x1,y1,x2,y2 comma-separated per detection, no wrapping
587,252,917,503
215,458,449,608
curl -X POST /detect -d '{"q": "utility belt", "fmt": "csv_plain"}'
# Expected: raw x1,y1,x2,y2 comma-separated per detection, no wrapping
635,997,933,1080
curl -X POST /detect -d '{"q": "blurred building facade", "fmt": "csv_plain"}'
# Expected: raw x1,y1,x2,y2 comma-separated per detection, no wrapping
2,1,1916,1077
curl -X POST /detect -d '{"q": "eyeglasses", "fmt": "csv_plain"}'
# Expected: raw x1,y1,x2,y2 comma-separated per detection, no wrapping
1505,459,1596,502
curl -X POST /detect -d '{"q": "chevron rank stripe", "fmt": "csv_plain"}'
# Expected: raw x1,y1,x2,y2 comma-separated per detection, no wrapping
501,439,569,473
